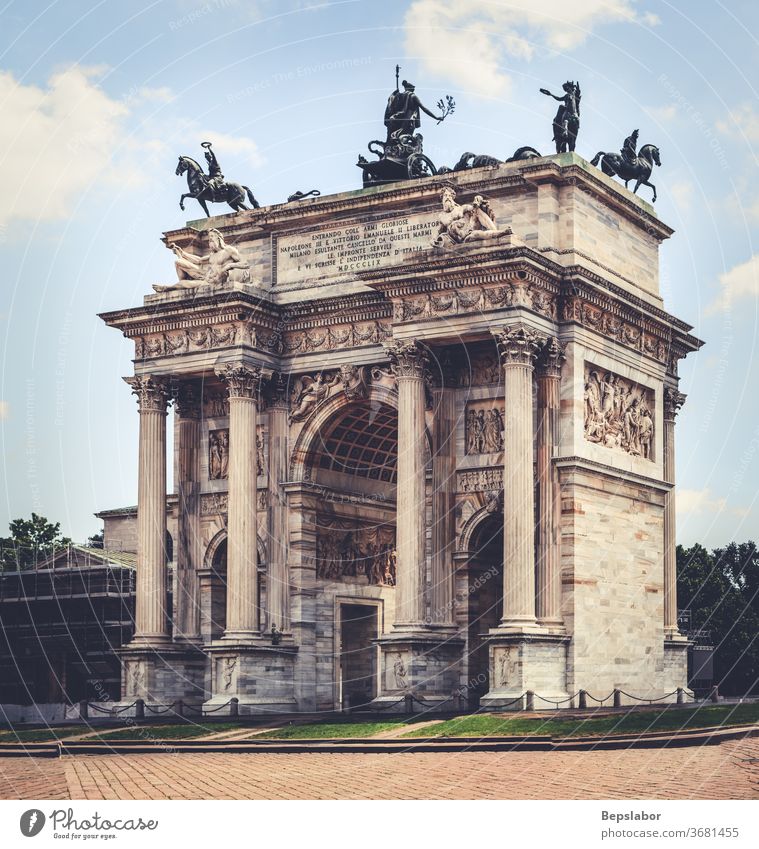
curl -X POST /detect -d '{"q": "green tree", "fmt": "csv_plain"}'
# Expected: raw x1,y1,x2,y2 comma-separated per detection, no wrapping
0,513,72,571
678,541,759,696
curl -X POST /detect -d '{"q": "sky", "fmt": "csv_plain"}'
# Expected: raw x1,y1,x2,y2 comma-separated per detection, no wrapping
0,0,757,548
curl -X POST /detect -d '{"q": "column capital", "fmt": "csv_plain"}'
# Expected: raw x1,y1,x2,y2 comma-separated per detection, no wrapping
385,339,428,380
262,372,290,411
215,364,263,399
173,381,202,419
493,324,541,368
124,375,171,414
663,387,687,421
536,337,566,379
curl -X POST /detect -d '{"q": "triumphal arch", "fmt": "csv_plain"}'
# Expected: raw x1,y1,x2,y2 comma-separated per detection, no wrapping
101,152,701,712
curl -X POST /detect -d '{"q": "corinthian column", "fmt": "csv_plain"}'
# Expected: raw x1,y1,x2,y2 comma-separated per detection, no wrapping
663,387,686,637
387,340,428,629
174,382,201,644
125,374,171,646
494,324,541,629
265,374,291,633
216,364,263,641
535,337,565,627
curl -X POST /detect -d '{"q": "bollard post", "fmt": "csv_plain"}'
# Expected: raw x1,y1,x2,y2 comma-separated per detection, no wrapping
613,689,621,708
176,699,184,719
135,698,145,720
404,694,414,715
343,694,351,715
677,687,684,705
578,689,588,710
78,700,88,721
710,686,719,703
230,697,239,717
525,691,535,711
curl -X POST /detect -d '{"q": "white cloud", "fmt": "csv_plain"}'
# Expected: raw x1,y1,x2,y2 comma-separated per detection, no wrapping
403,0,658,97
0,66,161,226
647,104,677,123
196,131,265,170
669,179,693,210
677,488,727,517
707,254,759,313
0,401,8,421
716,103,759,142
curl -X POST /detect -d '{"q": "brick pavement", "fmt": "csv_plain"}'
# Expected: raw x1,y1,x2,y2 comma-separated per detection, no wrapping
1,739,757,800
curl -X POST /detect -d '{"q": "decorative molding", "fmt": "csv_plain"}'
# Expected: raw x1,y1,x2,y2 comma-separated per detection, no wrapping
174,381,202,418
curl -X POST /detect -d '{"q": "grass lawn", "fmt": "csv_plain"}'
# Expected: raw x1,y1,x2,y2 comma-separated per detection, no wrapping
0,726,83,743
88,722,246,741
256,719,412,739
401,703,759,738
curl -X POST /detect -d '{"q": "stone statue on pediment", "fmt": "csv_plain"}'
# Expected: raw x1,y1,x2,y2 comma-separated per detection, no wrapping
431,188,511,248
153,229,251,292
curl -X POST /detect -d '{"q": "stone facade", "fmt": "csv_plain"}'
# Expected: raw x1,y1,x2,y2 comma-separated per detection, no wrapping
100,152,701,713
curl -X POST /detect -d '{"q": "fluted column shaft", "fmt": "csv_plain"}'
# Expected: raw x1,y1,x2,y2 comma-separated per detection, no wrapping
536,339,565,626
267,379,291,632
495,325,541,628
174,382,201,643
217,364,262,640
388,341,428,628
664,388,686,637
126,375,171,645
430,382,456,626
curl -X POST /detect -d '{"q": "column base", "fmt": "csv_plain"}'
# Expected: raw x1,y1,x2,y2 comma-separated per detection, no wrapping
372,631,464,712
204,640,299,716
119,644,207,702
480,632,570,711
663,634,691,700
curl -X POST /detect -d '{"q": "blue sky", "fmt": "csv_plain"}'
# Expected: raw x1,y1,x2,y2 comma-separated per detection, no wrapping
0,0,757,547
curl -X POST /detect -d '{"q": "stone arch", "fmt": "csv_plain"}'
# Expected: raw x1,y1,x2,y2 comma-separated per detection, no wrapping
289,384,432,482
458,496,504,555
203,527,267,569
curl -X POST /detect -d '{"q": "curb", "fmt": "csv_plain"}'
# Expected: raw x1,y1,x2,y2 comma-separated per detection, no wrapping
0,723,754,757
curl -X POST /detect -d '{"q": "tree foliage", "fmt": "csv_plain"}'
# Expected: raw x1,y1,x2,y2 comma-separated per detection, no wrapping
678,541,759,696
0,513,72,570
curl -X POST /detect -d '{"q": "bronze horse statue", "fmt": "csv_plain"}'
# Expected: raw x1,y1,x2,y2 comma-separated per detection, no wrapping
590,144,661,202
176,155,260,217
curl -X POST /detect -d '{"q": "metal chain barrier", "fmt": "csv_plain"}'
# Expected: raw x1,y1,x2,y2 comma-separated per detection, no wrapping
144,701,177,715
535,691,580,706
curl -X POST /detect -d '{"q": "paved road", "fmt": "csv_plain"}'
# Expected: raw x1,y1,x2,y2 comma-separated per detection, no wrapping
1,739,758,800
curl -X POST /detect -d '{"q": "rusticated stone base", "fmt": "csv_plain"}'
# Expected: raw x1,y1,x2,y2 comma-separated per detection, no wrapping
203,641,298,716
119,645,207,703
480,633,570,711
372,631,464,713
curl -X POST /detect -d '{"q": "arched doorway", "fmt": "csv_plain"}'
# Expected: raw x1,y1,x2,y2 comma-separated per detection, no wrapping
206,537,266,640
298,394,401,708
466,516,504,707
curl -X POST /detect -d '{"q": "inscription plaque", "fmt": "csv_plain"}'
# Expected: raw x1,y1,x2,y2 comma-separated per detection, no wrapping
275,211,439,287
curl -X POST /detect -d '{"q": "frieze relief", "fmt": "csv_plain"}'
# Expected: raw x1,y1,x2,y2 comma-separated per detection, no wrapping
289,363,396,424
584,364,654,460
283,320,392,354
134,322,285,360
465,403,504,455
457,467,503,493
393,281,557,323
200,490,266,516
562,296,671,366
316,519,396,586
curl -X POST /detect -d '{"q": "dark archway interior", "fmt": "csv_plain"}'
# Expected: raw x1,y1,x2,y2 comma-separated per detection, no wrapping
313,402,398,483
467,516,504,706
208,538,266,639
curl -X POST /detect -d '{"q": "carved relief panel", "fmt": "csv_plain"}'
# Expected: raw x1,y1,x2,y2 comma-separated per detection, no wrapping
208,429,229,480
584,364,655,460
316,518,396,586
465,402,505,455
